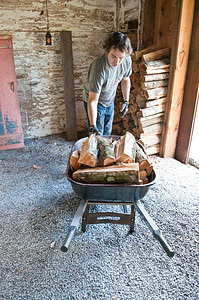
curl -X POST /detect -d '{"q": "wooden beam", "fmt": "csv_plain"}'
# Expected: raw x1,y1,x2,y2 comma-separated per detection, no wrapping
175,0,199,163
137,0,156,50
160,0,195,158
154,0,178,49
61,31,77,140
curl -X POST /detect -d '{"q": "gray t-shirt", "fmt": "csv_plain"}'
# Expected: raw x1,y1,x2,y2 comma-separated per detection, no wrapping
83,53,132,107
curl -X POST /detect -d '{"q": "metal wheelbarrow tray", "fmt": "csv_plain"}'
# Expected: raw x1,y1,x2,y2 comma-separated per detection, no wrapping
61,136,174,257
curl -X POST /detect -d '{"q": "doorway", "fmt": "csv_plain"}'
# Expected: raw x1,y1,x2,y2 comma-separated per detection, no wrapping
0,35,24,150
189,88,199,168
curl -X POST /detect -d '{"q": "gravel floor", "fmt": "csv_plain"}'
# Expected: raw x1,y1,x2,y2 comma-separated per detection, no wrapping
0,134,199,300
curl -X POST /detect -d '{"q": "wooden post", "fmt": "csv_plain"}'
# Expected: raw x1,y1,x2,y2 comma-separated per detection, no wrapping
175,0,199,163
61,31,77,140
160,0,195,158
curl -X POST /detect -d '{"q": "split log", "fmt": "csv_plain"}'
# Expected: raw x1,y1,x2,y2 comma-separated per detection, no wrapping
138,97,166,109
140,67,170,75
140,170,147,180
140,73,169,82
135,144,151,170
72,163,140,184
141,80,168,90
136,94,146,104
128,104,138,114
132,44,157,61
97,137,116,167
138,133,162,148
69,150,81,171
139,58,170,70
142,177,149,184
115,131,137,163
144,87,168,100
139,112,165,127
142,48,171,63
131,73,140,82
132,81,141,90
132,61,140,73
78,134,98,167
140,122,163,135
138,87,145,97
137,104,166,118
145,144,160,155
146,165,153,176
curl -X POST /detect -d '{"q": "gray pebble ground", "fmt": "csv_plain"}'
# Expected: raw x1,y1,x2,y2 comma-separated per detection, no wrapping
0,134,198,300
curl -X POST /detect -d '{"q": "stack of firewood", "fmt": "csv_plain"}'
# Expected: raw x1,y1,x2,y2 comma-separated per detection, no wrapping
70,132,153,185
113,47,171,156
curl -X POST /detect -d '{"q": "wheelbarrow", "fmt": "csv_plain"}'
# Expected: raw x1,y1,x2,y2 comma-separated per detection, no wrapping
61,136,174,258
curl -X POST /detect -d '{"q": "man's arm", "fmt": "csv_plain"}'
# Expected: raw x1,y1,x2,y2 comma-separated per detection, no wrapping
87,91,99,126
119,77,131,118
121,76,131,101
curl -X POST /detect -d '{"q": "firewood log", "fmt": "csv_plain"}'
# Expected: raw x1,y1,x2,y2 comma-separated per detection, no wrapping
139,58,170,70
132,81,141,90
145,144,160,155
132,44,157,61
136,94,146,104
132,61,140,73
69,150,81,171
72,163,140,184
141,80,168,90
140,73,169,82
142,177,149,184
144,87,168,100
115,131,137,163
140,170,147,180
132,72,140,82
146,165,153,176
78,134,98,167
138,97,166,109
139,133,162,148
139,112,165,127
137,104,166,118
97,137,116,167
142,48,171,63
135,144,151,170
140,67,170,75
139,122,163,135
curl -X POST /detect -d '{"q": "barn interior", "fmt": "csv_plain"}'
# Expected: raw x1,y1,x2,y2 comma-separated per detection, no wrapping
0,0,199,299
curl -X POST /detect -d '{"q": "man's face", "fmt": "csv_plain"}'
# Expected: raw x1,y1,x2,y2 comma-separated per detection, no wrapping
107,47,126,67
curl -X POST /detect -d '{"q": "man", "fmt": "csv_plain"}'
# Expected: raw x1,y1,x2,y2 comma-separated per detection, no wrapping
83,31,133,136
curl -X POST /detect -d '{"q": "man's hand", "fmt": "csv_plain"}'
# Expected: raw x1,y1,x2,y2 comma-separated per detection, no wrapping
119,101,129,118
89,125,100,136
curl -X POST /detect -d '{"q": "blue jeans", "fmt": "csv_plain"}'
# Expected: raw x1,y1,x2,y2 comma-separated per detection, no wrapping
84,101,114,135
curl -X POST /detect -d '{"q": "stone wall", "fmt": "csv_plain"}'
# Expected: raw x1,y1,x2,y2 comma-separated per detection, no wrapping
0,0,138,138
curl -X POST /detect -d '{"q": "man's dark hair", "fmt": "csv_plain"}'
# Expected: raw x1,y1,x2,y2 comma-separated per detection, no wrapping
104,32,133,55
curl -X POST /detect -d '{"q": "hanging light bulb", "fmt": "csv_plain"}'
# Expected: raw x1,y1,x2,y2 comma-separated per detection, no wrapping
45,0,52,45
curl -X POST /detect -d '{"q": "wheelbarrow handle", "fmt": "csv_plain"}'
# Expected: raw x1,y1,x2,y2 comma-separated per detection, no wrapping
61,226,76,252
61,199,87,253
135,200,174,258
153,229,174,258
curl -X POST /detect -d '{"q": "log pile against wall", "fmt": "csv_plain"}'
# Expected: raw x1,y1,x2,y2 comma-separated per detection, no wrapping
113,47,171,156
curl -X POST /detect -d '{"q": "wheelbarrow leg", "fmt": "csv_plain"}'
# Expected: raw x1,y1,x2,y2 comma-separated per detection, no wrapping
61,199,87,252
135,200,174,258
129,205,135,233
123,205,128,213
82,204,91,232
